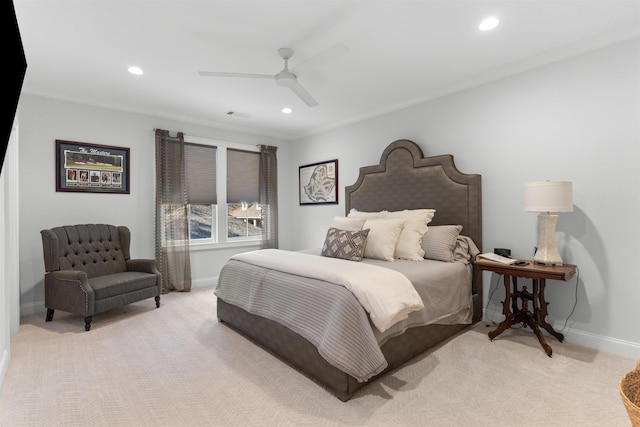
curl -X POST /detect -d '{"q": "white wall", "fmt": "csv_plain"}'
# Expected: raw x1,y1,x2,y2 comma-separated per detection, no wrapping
10,37,640,364
17,94,292,314
0,144,6,394
0,120,20,393
291,38,640,358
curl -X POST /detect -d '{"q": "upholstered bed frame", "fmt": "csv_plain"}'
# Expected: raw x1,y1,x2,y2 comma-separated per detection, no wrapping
217,139,482,401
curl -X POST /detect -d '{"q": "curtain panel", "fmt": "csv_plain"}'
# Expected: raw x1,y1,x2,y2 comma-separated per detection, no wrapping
155,129,192,292
259,145,278,249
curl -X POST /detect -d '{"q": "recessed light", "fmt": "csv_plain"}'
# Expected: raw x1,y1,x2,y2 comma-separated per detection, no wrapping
282,107,292,114
479,17,499,31
128,66,144,75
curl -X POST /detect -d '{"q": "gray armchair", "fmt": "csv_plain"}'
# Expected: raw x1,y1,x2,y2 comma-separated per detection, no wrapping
41,224,161,331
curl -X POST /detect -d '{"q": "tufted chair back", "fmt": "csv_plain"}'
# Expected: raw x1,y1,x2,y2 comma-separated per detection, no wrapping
41,224,131,278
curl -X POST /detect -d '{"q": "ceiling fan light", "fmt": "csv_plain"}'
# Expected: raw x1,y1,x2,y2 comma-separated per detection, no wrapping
275,72,296,87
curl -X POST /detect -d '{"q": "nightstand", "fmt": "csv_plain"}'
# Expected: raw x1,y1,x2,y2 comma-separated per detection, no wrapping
474,258,578,357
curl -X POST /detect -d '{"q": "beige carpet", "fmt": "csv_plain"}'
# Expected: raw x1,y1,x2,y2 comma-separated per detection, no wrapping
0,287,636,427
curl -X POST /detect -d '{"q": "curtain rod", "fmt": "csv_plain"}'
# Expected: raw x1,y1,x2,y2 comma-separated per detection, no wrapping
154,129,276,150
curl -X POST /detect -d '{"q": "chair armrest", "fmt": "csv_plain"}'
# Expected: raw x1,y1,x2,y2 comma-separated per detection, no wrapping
48,269,90,284
126,259,159,275
126,259,162,293
44,270,95,316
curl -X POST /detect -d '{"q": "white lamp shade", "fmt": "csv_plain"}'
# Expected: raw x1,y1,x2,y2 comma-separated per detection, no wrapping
524,181,573,213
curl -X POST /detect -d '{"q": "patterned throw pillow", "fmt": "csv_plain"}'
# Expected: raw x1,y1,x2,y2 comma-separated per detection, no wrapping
421,225,463,262
321,227,370,261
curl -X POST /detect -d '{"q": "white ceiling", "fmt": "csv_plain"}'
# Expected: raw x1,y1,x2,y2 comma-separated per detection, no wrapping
14,1,640,141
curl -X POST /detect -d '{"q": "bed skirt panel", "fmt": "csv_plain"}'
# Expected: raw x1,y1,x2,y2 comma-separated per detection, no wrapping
217,298,469,401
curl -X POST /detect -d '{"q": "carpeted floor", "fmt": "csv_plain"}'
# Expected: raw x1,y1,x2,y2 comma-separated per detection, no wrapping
0,287,636,426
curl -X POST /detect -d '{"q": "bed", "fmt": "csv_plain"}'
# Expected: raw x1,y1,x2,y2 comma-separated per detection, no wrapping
215,139,482,401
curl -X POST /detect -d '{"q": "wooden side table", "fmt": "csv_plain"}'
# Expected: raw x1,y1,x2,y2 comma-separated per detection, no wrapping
474,258,578,357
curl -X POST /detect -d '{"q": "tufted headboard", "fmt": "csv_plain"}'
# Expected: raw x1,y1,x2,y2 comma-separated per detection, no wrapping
345,139,483,320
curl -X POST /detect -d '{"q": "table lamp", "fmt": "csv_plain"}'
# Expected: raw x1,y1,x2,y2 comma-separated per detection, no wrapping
524,181,573,266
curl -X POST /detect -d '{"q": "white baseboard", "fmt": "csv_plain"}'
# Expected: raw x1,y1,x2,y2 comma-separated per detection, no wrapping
21,276,220,316
21,289,637,358
0,349,9,394
191,276,218,289
483,308,640,359
21,300,43,316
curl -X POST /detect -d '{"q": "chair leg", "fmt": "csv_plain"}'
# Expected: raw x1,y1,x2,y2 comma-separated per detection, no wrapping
155,296,161,308
45,308,54,322
84,316,92,331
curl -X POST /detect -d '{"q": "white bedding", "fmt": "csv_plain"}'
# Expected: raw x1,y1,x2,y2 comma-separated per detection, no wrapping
230,249,424,332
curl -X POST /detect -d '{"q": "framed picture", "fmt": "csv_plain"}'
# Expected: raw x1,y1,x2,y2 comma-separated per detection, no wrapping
299,159,338,205
56,140,130,194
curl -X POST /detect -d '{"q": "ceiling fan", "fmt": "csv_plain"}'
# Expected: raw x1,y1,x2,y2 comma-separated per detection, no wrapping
198,44,348,107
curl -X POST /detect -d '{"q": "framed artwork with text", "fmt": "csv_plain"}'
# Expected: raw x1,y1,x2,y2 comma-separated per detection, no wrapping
55,139,130,194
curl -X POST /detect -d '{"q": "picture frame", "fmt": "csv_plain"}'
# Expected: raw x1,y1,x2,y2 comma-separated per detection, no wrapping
55,139,130,194
299,159,338,205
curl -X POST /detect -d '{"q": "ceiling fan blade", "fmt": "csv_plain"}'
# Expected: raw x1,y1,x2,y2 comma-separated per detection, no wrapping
287,80,319,107
290,43,349,74
198,71,274,79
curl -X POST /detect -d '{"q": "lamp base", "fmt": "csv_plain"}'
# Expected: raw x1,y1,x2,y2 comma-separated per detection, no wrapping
533,214,563,266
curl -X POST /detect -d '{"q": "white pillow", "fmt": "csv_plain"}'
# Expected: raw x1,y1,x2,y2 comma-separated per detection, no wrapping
330,216,366,231
347,208,388,219
386,209,436,260
362,218,405,261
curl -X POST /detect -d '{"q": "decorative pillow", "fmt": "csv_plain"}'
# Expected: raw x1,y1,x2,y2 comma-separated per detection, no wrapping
362,218,405,261
330,216,366,231
421,225,463,262
321,227,370,261
347,208,388,219
386,209,436,260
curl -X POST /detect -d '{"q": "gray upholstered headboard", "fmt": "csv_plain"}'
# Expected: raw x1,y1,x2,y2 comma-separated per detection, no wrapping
345,139,483,320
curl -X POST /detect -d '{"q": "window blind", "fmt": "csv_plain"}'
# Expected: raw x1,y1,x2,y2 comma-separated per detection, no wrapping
184,142,217,204
227,149,259,203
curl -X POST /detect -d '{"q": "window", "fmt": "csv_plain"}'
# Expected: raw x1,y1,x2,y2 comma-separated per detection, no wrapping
183,138,261,245
227,202,262,238
188,204,215,240
184,142,217,242
226,149,260,239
